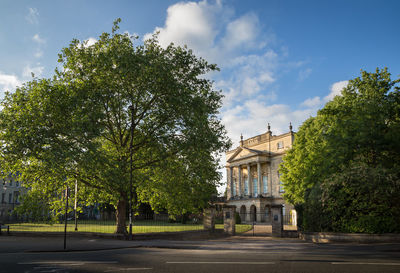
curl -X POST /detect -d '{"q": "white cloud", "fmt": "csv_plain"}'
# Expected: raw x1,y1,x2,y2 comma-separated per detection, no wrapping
145,0,282,112
221,13,260,50
84,37,97,47
222,99,305,143
0,72,21,95
324,80,349,101
34,50,43,58
26,7,39,24
299,80,349,110
144,0,223,58
32,34,46,44
298,68,312,81
301,96,321,108
23,65,44,78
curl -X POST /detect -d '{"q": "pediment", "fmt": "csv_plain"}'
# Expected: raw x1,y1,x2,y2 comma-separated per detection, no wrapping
227,147,267,163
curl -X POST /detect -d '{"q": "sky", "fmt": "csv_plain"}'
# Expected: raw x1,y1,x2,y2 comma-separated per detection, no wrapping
1,0,400,192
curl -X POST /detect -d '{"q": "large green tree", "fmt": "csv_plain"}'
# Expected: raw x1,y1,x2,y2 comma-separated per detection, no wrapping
0,20,230,233
280,68,400,233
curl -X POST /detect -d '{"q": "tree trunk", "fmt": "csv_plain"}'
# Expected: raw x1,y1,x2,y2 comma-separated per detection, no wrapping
115,199,127,234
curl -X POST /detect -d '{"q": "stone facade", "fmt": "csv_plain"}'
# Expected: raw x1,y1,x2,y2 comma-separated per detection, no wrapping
225,124,295,223
0,174,23,221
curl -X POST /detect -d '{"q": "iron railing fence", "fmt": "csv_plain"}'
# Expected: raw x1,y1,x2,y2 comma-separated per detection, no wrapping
1,213,204,234
236,212,297,226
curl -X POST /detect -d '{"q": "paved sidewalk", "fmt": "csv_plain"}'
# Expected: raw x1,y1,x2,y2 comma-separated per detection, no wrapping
1,234,400,254
0,234,302,253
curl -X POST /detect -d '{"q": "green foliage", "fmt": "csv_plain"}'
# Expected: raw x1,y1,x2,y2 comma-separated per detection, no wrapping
0,19,231,233
280,68,400,233
320,160,400,233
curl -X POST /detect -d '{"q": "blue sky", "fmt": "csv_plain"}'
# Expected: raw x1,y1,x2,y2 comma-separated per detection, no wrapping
1,0,399,190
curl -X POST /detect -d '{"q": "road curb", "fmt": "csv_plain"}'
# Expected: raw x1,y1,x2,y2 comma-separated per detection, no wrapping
300,232,400,244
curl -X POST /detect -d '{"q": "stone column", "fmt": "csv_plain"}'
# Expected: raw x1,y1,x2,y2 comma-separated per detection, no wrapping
271,204,283,237
237,166,242,197
229,167,233,198
247,164,251,196
269,163,273,197
226,168,231,199
223,206,236,235
257,162,261,197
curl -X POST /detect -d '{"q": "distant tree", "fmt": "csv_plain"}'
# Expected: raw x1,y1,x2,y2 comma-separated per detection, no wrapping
0,19,231,234
280,68,400,232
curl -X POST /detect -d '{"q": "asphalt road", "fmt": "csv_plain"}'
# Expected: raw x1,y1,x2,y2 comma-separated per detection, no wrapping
0,236,399,273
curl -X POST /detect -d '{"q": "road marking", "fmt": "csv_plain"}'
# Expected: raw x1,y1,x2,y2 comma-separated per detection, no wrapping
104,268,152,272
18,261,118,265
166,261,275,264
332,262,400,266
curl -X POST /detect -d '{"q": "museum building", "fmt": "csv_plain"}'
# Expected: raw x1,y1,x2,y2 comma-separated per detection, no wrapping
225,124,296,224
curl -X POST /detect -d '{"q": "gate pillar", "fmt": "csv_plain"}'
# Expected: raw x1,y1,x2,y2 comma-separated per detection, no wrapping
223,205,236,235
203,207,216,232
271,204,283,237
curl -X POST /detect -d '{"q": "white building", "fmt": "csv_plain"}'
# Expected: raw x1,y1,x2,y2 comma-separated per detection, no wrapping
225,124,296,224
0,174,22,221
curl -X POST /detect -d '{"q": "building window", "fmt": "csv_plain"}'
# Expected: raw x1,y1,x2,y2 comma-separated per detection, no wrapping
265,208,269,219
253,177,258,196
282,204,286,216
1,193,5,203
14,192,19,204
232,178,236,196
16,181,19,187
278,172,284,193
244,178,249,195
277,141,284,149
8,193,12,204
262,175,268,193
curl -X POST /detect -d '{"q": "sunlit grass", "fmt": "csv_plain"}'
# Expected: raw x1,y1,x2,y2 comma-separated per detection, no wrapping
10,220,203,234
215,224,252,234
10,221,253,234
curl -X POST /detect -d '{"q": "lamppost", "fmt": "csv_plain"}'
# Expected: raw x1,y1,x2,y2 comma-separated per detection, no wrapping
74,179,78,231
64,185,69,250
128,105,134,240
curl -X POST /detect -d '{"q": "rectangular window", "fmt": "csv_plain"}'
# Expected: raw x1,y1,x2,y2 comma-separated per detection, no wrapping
1,193,5,203
278,172,284,193
277,141,284,149
232,179,236,196
8,193,12,204
262,175,268,193
244,178,249,195
14,192,19,204
253,178,258,196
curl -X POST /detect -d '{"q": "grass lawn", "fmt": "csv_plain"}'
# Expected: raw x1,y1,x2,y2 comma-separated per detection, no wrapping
9,221,252,234
215,224,252,233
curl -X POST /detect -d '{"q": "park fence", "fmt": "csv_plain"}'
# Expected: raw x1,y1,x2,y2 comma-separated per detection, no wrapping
236,212,297,233
1,213,205,234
